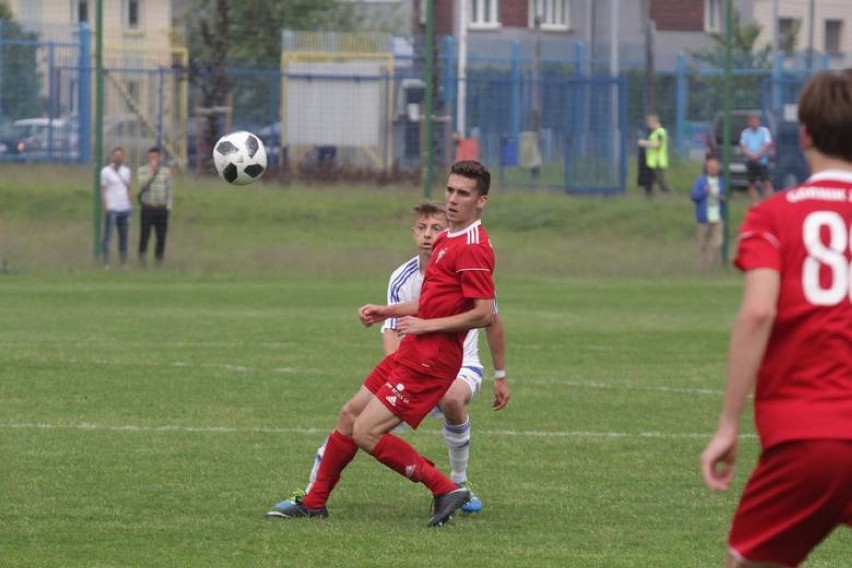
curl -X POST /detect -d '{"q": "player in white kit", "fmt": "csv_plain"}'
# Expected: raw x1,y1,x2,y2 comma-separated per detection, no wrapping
272,201,510,515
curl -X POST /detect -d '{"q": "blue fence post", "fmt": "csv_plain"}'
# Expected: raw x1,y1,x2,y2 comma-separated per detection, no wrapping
510,40,521,138
619,75,628,194
772,50,784,112
443,36,455,135
675,53,687,157
0,20,4,118
573,41,586,159
47,42,56,159
78,23,91,164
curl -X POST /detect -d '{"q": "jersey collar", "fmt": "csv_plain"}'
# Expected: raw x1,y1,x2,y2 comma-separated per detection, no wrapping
807,169,852,185
447,219,482,238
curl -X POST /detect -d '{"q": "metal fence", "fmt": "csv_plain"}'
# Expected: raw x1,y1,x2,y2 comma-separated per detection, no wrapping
0,25,831,193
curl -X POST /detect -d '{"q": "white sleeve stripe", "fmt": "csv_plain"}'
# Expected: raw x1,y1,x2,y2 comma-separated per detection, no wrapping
389,261,419,303
739,230,780,249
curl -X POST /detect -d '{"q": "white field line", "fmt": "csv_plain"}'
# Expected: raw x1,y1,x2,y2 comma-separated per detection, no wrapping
527,379,725,396
0,422,757,440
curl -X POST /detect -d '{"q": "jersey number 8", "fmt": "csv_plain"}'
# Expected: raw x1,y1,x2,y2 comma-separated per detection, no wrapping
803,211,852,306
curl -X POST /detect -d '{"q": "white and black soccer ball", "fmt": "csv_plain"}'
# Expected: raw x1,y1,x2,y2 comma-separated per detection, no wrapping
212,131,267,185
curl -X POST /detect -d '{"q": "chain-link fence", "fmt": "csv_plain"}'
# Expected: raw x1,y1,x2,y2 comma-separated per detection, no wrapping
0,24,831,192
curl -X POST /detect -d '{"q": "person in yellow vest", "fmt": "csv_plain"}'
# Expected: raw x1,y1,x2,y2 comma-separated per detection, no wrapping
638,114,672,196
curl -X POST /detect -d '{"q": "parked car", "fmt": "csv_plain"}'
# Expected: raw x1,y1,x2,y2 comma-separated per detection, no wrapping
706,110,777,191
0,116,20,160
13,117,78,161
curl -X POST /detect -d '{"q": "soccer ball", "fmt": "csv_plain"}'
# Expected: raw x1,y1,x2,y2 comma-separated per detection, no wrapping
212,131,267,185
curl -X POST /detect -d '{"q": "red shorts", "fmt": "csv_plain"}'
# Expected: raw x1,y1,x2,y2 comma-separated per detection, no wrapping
729,440,852,567
363,355,455,429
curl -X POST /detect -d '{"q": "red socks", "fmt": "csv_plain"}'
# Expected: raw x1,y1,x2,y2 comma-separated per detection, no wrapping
302,430,358,509
302,430,456,509
371,434,457,496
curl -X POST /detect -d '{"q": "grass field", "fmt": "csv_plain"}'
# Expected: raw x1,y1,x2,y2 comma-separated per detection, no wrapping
0,165,848,566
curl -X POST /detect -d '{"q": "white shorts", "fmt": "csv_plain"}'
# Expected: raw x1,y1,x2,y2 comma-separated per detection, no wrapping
429,365,483,420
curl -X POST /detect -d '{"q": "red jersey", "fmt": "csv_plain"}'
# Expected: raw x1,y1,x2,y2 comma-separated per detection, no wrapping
394,220,495,379
734,170,852,450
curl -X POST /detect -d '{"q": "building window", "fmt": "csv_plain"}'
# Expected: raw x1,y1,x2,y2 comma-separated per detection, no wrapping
825,19,842,55
529,0,570,30
74,0,89,24
125,0,141,29
705,0,722,33
470,0,499,28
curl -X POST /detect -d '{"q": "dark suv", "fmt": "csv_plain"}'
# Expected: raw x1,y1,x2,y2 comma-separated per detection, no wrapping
706,110,776,191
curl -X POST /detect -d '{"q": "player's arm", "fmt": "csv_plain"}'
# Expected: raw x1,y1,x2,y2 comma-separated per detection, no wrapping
381,330,401,355
396,298,494,335
485,313,510,410
701,268,779,492
359,300,417,327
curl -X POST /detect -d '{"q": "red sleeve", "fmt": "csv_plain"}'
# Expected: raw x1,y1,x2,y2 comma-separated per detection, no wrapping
734,204,782,272
457,242,495,299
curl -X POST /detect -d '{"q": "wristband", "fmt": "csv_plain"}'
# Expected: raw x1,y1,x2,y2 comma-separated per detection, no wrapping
493,370,506,380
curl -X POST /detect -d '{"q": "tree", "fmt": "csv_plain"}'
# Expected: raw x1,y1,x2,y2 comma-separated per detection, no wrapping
692,10,775,70
0,2,41,119
182,0,360,170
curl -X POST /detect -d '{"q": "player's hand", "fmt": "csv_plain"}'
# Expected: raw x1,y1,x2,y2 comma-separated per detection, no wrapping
396,316,429,335
700,428,738,492
358,304,385,327
492,378,510,410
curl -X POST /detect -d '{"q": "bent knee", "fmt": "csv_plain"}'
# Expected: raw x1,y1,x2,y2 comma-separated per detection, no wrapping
336,404,359,434
351,421,381,451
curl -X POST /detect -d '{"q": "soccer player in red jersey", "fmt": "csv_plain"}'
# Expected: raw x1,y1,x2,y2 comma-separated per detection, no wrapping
268,161,497,527
701,70,852,567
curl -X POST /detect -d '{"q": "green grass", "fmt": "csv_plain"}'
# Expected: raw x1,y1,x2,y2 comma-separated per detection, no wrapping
0,166,848,566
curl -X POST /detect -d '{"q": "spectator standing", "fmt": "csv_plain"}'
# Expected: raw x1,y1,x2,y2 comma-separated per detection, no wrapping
137,147,173,266
638,114,672,196
100,147,132,268
690,156,726,268
739,114,774,205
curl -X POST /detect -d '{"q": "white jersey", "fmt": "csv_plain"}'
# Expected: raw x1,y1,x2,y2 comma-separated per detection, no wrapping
100,164,132,212
380,255,483,370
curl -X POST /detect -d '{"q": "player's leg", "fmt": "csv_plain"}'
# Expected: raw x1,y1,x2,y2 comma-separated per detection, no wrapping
437,368,482,512
727,441,852,567
266,387,375,518
355,395,467,526
438,379,473,483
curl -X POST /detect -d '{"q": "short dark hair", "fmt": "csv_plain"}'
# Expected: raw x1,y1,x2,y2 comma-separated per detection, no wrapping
147,146,161,155
412,200,446,220
111,146,125,154
798,71,852,162
450,160,491,196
